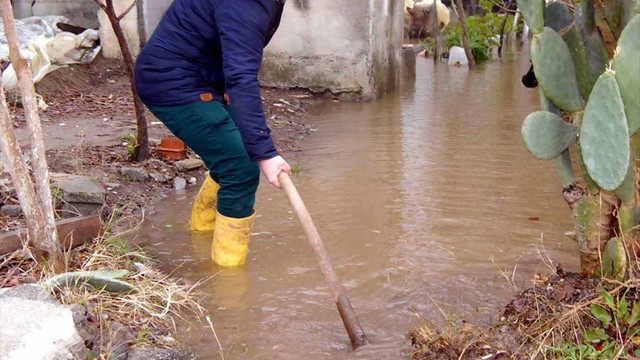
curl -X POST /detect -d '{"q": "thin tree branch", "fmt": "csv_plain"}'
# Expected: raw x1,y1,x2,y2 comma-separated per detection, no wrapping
92,0,107,12
117,1,137,22
486,0,519,14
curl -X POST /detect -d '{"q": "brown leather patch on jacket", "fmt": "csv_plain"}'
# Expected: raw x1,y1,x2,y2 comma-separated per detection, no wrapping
200,92,214,102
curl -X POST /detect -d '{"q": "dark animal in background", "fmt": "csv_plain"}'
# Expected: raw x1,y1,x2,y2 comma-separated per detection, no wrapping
522,64,538,88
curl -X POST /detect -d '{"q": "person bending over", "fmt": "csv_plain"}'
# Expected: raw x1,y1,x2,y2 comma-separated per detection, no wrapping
134,0,291,267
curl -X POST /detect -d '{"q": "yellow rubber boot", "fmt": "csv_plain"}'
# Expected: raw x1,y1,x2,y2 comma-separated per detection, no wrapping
212,211,255,267
190,175,220,231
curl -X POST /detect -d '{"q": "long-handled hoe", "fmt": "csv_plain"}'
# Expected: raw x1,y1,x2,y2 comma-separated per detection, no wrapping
278,172,369,350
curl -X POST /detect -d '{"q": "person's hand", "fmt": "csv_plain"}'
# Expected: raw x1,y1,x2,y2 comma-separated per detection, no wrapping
258,155,291,188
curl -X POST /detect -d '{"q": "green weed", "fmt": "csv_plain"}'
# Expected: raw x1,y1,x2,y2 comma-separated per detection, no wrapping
548,286,640,359
291,159,303,174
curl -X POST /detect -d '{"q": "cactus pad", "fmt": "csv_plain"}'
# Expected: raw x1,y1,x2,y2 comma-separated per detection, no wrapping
614,157,636,203
544,1,573,30
602,238,626,281
580,72,630,191
522,111,579,160
45,270,136,294
545,2,593,97
519,0,545,34
612,15,640,134
531,28,584,112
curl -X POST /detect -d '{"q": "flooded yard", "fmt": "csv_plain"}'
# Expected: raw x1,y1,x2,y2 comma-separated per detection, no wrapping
137,49,579,359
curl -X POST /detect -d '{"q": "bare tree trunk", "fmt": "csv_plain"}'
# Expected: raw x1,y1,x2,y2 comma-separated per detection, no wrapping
0,0,63,272
454,0,476,68
498,2,513,57
432,1,440,62
96,0,149,162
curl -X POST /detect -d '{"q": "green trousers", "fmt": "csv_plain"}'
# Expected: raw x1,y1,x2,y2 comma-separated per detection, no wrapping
146,100,260,218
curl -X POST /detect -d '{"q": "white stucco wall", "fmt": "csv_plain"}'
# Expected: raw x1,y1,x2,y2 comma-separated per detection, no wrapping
141,0,172,39
98,0,140,58
14,0,403,97
261,0,403,98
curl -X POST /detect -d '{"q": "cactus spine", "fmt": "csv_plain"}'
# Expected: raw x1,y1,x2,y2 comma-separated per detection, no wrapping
520,0,640,277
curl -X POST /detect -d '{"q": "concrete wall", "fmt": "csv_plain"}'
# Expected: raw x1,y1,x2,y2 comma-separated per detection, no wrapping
371,0,404,97
260,0,403,99
14,0,100,29
141,0,172,39
15,0,404,97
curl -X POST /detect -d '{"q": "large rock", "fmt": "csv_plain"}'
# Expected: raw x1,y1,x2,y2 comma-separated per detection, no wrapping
51,173,106,204
50,173,106,217
0,285,87,360
174,159,205,172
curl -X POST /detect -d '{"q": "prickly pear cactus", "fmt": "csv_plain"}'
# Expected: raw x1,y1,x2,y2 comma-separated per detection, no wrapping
519,0,640,278
612,15,640,134
580,71,630,191
530,28,583,112
522,111,579,160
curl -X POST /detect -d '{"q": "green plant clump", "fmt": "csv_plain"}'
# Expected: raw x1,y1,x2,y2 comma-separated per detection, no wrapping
549,287,640,359
443,10,524,64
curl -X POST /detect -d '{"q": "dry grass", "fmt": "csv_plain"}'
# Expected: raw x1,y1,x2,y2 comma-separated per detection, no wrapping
409,233,640,360
0,209,208,355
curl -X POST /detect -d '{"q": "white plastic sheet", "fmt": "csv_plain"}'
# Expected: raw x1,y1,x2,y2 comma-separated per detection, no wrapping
0,16,101,93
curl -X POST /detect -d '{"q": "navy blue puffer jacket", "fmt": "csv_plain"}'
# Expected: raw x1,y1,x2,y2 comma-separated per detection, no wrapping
134,0,284,161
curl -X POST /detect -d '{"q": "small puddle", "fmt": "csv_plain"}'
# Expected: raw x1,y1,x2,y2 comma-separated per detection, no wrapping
136,47,579,359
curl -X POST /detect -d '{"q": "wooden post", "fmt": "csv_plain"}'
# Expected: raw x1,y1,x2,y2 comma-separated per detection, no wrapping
0,0,64,272
278,173,369,350
433,1,440,62
498,0,514,57
454,0,476,68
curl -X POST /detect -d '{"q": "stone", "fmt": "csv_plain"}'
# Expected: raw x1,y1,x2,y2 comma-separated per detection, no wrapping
60,202,104,217
0,205,22,217
174,158,205,172
104,182,122,189
51,173,106,204
150,173,168,183
149,138,162,147
128,346,196,360
102,322,134,360
173,177,187,191
120,167,149,181
69,304,96,346
0,284,57,304
0,285,87,360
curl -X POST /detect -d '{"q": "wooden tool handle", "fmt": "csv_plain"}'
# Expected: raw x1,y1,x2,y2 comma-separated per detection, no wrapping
278,172,369,350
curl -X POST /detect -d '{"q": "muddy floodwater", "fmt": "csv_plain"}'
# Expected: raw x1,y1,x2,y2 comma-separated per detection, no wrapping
137,49,579,359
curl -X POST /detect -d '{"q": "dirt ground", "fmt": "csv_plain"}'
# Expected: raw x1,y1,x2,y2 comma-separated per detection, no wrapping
408,266,639,359
1,56,320,233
